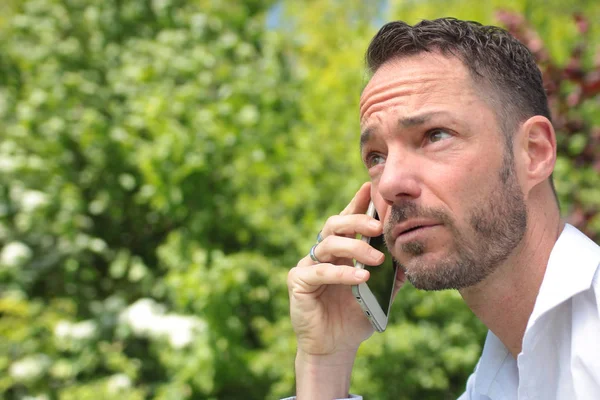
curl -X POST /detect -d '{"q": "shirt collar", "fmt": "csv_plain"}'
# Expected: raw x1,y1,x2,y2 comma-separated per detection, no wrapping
526,223,600,331
473,330,514,396
473,223,600,396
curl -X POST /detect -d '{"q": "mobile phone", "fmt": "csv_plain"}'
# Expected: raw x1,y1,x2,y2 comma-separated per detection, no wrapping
352,201,398,332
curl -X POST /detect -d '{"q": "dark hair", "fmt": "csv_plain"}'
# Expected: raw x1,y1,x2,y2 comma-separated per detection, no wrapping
365,18,551,140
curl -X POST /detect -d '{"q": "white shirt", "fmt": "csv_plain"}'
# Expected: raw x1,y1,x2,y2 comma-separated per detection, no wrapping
460,224,600,400
284,224,600,400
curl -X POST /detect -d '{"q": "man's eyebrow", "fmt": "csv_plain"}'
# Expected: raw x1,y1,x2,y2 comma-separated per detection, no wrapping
360,111,448,152
399,113,434,128
359,127,374,152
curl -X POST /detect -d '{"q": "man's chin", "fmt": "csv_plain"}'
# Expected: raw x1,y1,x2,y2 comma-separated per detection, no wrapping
395,250,465,291
394,243,445,266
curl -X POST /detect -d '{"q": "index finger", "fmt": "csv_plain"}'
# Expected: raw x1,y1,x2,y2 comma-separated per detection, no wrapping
340,182,371,216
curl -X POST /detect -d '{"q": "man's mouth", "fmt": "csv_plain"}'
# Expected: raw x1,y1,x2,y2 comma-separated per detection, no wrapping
392,219,440,243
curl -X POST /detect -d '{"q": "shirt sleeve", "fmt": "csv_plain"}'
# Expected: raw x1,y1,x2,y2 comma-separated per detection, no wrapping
281,395,362,400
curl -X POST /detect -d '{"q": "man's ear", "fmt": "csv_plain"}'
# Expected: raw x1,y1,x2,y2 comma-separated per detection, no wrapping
517,116,557,194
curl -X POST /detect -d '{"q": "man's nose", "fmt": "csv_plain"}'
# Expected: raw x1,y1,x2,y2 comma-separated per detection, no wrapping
376,151,422,205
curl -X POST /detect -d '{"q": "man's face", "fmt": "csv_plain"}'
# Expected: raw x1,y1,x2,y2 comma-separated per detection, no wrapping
359,52,528,291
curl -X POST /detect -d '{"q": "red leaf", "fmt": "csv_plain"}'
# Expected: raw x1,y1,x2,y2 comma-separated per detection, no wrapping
574,13,589,34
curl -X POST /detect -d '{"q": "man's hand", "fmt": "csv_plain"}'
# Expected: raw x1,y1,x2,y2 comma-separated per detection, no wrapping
287,183,393,399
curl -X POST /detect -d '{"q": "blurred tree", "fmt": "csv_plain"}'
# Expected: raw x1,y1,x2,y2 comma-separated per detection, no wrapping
0,0,299,398
495,10,600,239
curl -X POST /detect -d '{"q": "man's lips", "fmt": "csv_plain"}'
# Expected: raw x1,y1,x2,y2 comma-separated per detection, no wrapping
391,219,441,243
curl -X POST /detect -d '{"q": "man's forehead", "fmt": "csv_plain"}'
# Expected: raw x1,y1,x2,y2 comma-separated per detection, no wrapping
359,53,474,123
360,53,469,98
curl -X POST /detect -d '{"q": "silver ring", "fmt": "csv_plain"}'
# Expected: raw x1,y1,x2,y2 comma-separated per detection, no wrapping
309,243,321,263
316,231,324,243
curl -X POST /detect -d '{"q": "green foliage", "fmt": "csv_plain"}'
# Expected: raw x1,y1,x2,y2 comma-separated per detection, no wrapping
1,0,299,398
495,10,600,240
352,288,486,399
0,0,598,399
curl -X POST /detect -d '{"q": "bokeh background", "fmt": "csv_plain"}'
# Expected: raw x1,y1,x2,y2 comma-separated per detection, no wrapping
1,0,599,399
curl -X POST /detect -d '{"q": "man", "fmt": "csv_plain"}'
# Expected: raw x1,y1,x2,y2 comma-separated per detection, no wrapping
285,18,600,400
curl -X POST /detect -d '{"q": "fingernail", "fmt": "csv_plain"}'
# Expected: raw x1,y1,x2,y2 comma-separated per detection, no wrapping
369,220,380,229
355,269,368,279
369,247,384,261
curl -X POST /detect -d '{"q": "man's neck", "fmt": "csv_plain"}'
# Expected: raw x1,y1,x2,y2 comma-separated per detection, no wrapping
459,208,564,359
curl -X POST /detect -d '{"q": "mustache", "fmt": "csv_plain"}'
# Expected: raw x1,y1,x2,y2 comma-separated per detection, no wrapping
383,202,453,238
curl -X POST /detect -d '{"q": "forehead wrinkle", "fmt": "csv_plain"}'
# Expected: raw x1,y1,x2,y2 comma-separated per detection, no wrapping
360,54,472,119
360,76,455,123
360,63,456,102
360,75,433,110
360,88,439,126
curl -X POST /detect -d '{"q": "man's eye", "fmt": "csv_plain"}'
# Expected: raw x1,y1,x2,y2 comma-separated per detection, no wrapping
366,154,385,168
428,129,452,143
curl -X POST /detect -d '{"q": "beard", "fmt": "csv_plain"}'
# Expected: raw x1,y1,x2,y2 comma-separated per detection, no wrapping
383,155,527,291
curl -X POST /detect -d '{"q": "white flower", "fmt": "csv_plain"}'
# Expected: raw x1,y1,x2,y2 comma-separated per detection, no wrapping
119,298,164,337
118,173,136,191
237,104,259,126
1,241,32,268
9,354,51,383
21,190,48,212
0,156,17,172
54,321,71,339
70,320,97,340
161,314,202,348
107,373,132,393
151,0,170,13
54,320,97,341
119,298,205,349
22,395,49,400
89,238,107,253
